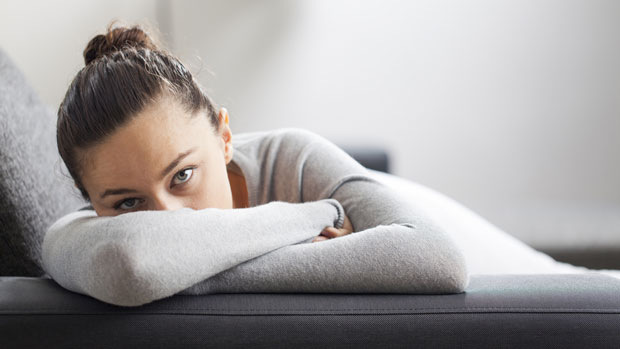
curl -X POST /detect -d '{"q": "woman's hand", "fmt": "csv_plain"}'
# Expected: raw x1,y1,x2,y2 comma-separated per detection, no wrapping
312,213,354,243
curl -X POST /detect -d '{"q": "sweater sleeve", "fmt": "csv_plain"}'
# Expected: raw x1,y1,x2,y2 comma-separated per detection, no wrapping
180,128,469,295
41,198,345,307
296,128,469,291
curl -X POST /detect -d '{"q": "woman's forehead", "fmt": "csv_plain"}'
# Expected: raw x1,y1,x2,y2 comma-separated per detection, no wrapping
79,105,215,190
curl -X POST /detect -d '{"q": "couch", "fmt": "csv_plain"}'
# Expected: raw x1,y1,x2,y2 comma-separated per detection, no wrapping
2,47,620,348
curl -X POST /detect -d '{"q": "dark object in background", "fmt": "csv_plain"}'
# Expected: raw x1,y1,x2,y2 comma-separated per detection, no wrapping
339,145,390,174
542,248,620,270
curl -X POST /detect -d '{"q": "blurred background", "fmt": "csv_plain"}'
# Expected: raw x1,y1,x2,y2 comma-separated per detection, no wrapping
1,0,619,267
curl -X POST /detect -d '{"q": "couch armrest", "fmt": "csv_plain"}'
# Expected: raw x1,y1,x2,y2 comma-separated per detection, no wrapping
2,274,620,348
338,145,391,173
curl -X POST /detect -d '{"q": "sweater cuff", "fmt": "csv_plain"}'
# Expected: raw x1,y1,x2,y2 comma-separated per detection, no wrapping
323,198,345,229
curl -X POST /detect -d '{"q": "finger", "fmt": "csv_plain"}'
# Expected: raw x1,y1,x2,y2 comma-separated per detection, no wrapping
312,236,329,243
322,227,352,238
320,227,341,238
342,215,354,232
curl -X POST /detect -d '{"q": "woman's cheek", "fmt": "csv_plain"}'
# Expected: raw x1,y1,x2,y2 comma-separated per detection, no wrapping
195,170,219,208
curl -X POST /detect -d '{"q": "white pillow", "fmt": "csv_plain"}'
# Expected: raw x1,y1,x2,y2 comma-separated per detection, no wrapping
365,169,620,279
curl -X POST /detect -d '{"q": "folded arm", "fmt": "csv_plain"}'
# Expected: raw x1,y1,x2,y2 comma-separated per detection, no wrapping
234,129,470,293
181,177,469,295
42,198,345,307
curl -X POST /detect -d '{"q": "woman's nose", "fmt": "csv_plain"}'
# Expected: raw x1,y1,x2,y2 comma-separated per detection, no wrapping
151,195,184,211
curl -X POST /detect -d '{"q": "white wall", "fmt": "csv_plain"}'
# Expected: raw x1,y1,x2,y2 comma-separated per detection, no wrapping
1,0,619,247
169,0,620,246
0,0,163,108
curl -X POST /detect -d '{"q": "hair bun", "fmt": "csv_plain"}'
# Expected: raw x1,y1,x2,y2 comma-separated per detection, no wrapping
83,22,160,66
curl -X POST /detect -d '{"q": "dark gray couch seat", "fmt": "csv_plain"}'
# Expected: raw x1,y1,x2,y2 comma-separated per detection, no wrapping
2,273,620,348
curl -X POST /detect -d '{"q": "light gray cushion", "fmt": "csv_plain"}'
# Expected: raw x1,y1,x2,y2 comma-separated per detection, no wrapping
0,47,86,276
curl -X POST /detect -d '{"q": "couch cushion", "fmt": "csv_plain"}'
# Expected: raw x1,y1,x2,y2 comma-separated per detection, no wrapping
0,47,85,276
1,274,620,347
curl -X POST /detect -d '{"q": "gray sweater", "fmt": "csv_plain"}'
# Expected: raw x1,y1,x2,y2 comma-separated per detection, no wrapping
42,128,469,307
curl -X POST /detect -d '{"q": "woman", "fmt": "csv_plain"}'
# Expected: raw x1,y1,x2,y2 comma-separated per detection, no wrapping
42,22,469,307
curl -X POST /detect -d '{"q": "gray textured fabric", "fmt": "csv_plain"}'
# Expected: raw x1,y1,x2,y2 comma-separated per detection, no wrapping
43,198,345,307
3,274,620,347
42,128,469,307
0,47,86,276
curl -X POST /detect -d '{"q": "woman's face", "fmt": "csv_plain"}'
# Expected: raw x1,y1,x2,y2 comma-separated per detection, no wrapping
79,97,236,217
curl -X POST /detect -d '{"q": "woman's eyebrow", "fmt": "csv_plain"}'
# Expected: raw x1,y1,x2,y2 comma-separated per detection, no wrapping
100,188,139,199
99,147,199,199
158,147,198,180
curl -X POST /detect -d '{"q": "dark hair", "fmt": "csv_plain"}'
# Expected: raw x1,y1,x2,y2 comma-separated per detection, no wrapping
57,20,219,202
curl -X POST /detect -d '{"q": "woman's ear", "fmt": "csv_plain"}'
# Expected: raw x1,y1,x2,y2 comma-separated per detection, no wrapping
218,107,229,129
218,108,234,164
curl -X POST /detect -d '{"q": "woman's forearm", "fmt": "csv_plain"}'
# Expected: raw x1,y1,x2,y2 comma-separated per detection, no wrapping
42,198,345,307
179,221,469,296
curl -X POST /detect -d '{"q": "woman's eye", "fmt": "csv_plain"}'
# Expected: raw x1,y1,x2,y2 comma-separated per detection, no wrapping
116,198,141,210
172,168,194,186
